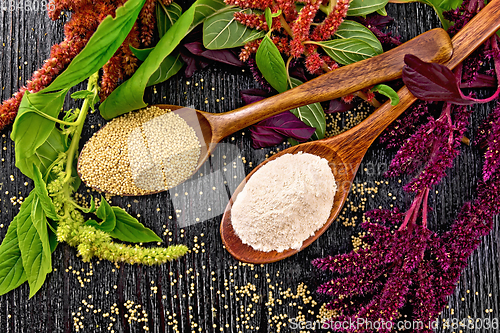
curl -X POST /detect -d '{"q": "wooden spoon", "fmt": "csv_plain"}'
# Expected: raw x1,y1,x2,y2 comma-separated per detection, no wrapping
220,0,500,264
79,28,453,195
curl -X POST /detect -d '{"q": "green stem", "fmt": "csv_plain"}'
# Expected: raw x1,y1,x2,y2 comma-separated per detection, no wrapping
279,14,294,37
63,73,99,185
319,4,330,15
25,91,77,127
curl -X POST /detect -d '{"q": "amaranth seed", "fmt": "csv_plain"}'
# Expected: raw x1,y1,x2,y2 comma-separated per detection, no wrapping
79,106,201,195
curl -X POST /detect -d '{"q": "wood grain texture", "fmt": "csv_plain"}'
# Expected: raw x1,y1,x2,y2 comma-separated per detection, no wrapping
0,2,499,333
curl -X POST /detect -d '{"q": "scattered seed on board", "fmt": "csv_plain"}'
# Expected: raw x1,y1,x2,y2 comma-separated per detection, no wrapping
78,106,201,195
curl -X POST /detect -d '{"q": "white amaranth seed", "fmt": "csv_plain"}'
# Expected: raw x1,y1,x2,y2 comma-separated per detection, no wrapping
231,152,337,252
137,112,201,190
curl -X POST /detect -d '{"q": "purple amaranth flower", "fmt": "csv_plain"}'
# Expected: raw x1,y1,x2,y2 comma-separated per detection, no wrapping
313,192,435,332
246,57,274,92
385,103,471,193
379,100,432,149
315,1,500,330
356,14,401,48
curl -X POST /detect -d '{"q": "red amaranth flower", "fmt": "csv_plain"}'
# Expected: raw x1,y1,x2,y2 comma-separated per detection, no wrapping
305,52,324,74
224,0,272,10
100,54,124,102
239,39,261,62
0,0,147,131
0,3,103,131
0,88,26,130
233,12,268,30
271,36,291,55
275,0,298,21
139,0,156,46
290,0,322,58
310,0,351,41
341,94,355,103
322,55,339,71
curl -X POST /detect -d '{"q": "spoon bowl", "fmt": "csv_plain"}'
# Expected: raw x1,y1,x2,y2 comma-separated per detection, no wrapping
221,142,352,264
220,0,500,264
79,28,454,195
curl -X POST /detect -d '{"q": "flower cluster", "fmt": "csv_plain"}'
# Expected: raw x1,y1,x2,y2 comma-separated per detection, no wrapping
314,0,500,330
49,156,188,265
313,188,438,332
0,0,173,132
385,103,471,193
227,0,351,74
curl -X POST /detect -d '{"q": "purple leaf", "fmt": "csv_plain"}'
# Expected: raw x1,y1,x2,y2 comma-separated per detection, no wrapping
402,54,475,105
180,52,199,78
326,98,354,113
250,111,316,148
184,41,244,67
240,89,270,104
249,126,286,149
359,13,394,29
200,49,244,67
184,41,205,55
289,65,308,82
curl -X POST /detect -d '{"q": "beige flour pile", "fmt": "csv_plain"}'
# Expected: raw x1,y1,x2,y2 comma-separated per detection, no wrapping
231,152,337,252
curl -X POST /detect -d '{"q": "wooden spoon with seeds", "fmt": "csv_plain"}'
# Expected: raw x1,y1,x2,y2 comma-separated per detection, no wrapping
220,0,500,264
79,28,453,195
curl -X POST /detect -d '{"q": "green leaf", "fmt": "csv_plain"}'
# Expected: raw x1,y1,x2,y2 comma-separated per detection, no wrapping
376,7,387,16
11,89,68,161
191,0,226,28
347,0,389,16
85,197,116,232
96,197,114,222
16,192,52,298
48,228,58,253
334,20,383,54
255,35,288,93
80,196,96,214
127,1,183,63
0,218,27,296
289,78,326,140
100,0,226,119
157,1,183,37
316,38,378,65
147,51,184,87
108,207,162,243
288,138,299,146
265,7,272,30
32,164,59,221
203,7,266,50
42,0,147,92
371,84,400,106
70,90,94,100
130,45,154,61
15,127,67,181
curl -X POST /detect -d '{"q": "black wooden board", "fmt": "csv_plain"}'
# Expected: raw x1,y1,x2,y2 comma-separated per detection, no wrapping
0,2,498,332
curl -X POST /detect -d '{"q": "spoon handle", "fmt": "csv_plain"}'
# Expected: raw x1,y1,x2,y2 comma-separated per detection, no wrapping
206,28,452,140
329,0,500,160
